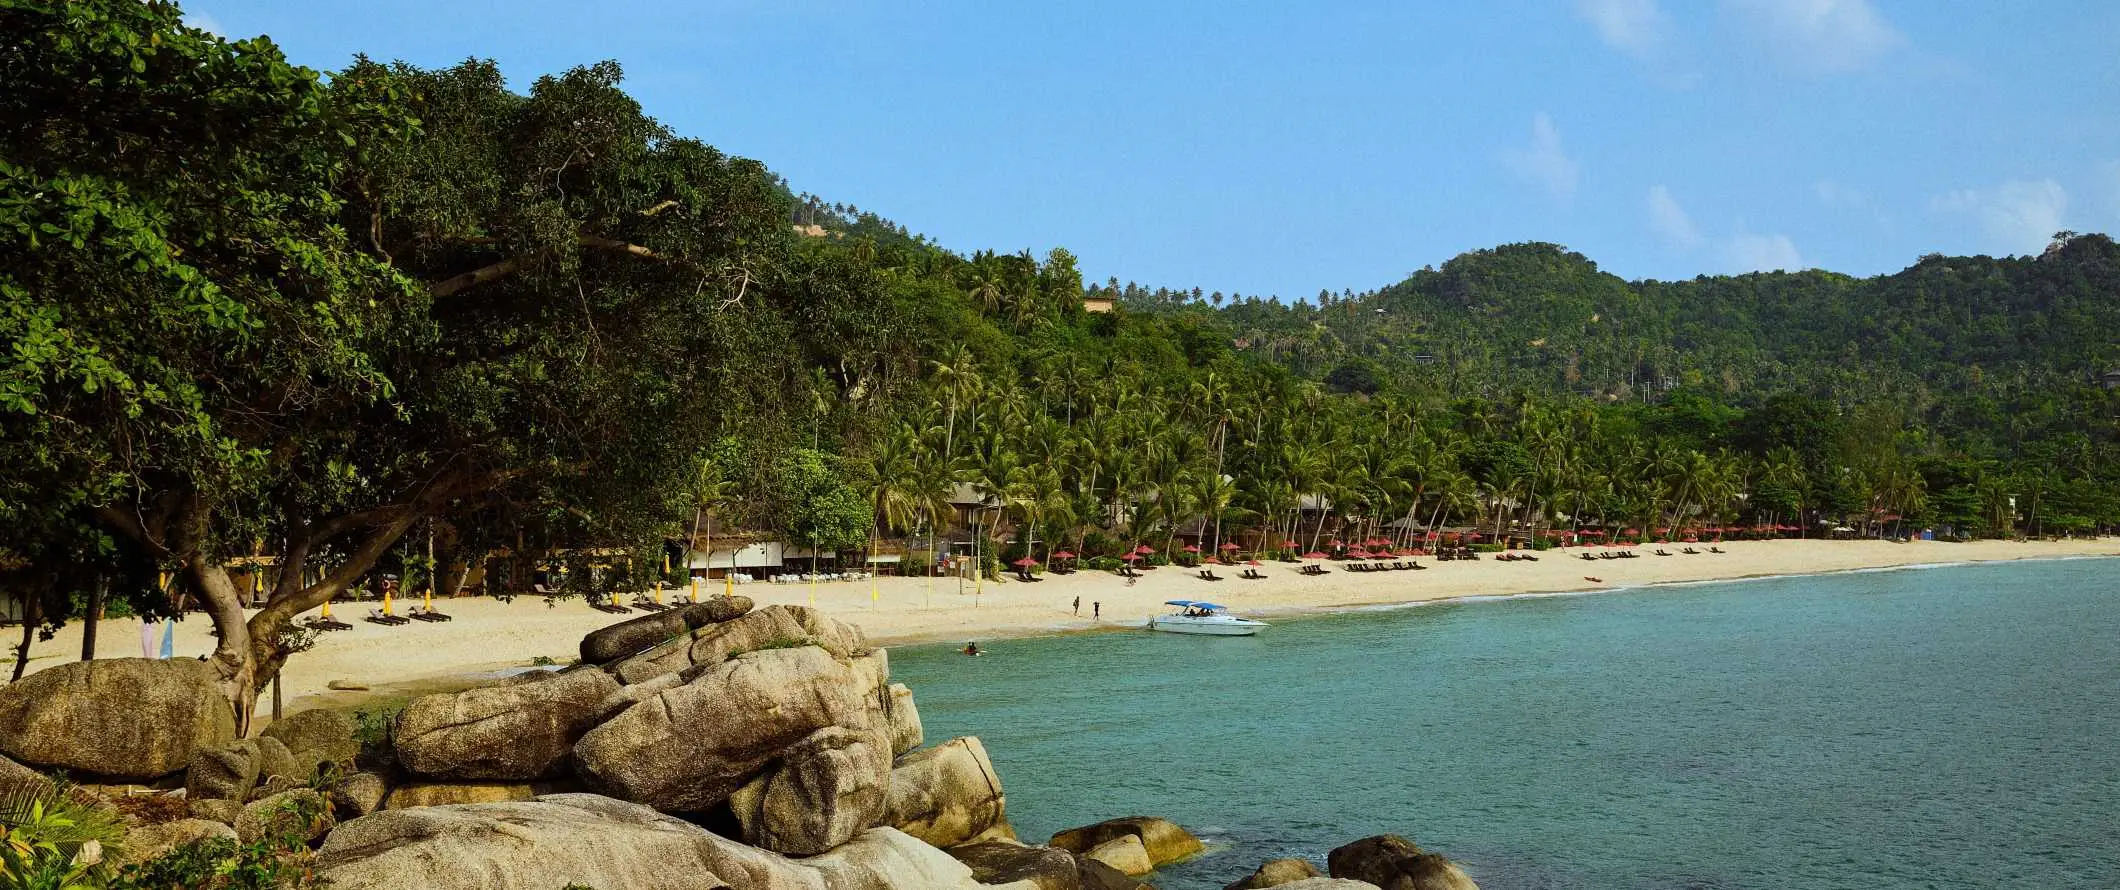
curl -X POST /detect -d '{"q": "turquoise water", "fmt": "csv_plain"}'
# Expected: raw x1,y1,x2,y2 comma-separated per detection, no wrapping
891,559,2120,889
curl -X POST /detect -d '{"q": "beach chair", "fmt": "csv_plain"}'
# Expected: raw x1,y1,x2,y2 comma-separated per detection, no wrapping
1655,549,1672,557
364,608,410,627
1709,547,1726,554
1410,561,1427,570
409,605,452,622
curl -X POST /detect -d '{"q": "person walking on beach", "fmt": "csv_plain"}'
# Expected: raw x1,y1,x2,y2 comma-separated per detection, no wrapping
1093,601,1101,619
1072,596,1080,615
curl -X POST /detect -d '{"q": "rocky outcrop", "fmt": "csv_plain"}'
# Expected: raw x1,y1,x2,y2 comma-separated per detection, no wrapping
190,798,242,826
314,793,986,889
579,596,753,665
1085,834,1154,876
117,819,237,867
884,736,1010,849
328,771,389,819
885,683,923,755
235,788,333,845
576,646,871,812
1051,816,1204,867
383,781,539,809
608,604,866,684
393,667,619,781
253,736,301,785
1227,858,1326,889
259,708,358,775
948,841,1082,890
184,739,263,803
1327,836,1478,890
1276,881,1385,890
0,659,234,780
728,725,892,855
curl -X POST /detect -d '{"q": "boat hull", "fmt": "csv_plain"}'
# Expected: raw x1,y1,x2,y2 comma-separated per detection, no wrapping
1147,615,1268,636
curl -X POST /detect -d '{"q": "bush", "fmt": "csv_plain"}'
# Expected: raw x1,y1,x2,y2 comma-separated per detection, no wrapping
111,793,329,890
0,776,126,890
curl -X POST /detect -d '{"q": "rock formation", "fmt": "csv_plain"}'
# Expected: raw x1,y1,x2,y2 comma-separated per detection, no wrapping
1327,835,1480,890
0,658,234,780
1051,815,1205,867
393,666,619,781
884,736,1011,848
1227,857,1327,888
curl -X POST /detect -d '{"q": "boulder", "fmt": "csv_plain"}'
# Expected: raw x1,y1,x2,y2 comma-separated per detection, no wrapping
593,671,686,716
184,739,262,803
314,793,987,890
117,818,237,867
609,604,866,684
884,736,1009,849
580,596,754,665
234,788,333,845
383,781,539,809
1227,858,1326,889
727,725,892,854
1085,835,1154,876
189,798,243,826
575,646,871,812
1276,881,1385,890
1051,816,1204,867
252,773,304,800
1327,836,1477,890
803,826,988,890
253,736,301,784
259,708,359,772
394,667,619,781
0,752,115,815
948,841,1082,890
1079,857,1154,890
885,683,924,755
328,771,389,819
0,658,235,780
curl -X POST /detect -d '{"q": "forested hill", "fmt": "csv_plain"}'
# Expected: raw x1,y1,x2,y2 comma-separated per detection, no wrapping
1099,235,2120,446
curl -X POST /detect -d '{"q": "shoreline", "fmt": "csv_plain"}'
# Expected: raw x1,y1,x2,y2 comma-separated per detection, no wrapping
25,538,2118,712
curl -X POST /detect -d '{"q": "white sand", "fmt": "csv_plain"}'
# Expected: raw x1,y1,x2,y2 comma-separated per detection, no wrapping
19,538,2117,712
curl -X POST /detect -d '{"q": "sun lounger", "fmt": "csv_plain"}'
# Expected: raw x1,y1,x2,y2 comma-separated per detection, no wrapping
1709,547,1726,554
409,606,451,622
364,608,410,626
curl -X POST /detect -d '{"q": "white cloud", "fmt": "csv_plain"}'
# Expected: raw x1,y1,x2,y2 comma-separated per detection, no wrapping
1647,185,1704,249
1722,0,1904,72
1726,232,1805,272
1578,0,1672,59
1933,179,2069,255
183,11,224,35
1502,113,1579,202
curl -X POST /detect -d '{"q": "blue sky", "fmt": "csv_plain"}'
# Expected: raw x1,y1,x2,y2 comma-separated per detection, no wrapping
183,1,2120,299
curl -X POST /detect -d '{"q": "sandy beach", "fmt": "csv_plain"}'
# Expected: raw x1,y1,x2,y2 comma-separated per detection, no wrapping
21,538,2118,712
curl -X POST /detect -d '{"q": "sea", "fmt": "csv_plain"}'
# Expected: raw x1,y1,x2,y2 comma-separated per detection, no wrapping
891,558,2120,890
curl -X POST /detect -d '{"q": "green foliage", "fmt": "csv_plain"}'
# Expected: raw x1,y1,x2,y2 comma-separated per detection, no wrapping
0,777,124,890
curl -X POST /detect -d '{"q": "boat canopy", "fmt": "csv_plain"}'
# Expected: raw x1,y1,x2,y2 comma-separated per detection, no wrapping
1162,599,1228,611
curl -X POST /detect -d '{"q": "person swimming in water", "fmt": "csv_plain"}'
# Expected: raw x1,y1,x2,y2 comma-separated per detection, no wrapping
962,642,981,656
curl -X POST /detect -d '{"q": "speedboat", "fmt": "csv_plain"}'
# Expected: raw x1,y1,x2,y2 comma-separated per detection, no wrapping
1147,600,1269,636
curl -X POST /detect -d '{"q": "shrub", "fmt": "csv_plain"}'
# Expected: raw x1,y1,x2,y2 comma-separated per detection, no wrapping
111,793,329,890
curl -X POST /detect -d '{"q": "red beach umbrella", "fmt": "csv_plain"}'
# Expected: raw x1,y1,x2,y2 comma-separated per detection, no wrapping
1052,550,1076,559
1302,551,1329,560
1121,552,1142,562
1136,544,1156,554
1282,539,1300,548
1182,544,1201,553
1220,542,1241,551
1012,557,1038,567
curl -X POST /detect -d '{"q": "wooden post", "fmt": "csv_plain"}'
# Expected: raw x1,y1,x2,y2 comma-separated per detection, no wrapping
272,675,282,723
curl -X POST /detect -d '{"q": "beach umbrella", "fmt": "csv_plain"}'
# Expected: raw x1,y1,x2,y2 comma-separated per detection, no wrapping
1122,552,1142,562
1302,551,1329,560
1182,544,1201,553
1345,548,1371,559
1052,550,1076,559
1282,539,1300,548
1220,542,1240,551
1012,557,1039,567
1136,544,1156,554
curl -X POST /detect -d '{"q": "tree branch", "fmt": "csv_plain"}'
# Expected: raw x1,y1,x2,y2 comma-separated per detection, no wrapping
430,255,523,298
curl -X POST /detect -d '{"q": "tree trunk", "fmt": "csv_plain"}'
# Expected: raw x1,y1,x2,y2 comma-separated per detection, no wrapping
11,591,41,682
79,577,104,661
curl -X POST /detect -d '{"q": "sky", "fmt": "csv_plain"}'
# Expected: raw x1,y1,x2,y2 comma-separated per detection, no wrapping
182,1,2120,299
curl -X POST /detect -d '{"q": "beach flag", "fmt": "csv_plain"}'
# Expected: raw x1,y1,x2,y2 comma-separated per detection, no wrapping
140,618,156,658
159,620,174,659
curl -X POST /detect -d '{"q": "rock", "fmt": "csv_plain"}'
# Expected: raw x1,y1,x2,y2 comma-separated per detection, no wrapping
394,667,619,781
184,739,261,803
803,826,987,889
580,596,754,665
884,736,1010,849
325,680,369,691
382,781,539,809
885,683,923,755
117,818,237,866
1085,835,1154,876
1327,836,1477,890
0,658,235,780
0,752,115,816
1079,857,1153,890
259,708,359,772
314,793,987,890
950,841,1082,890
253,736,300,784
728,725,892,855
1276,881,1384,890
576,646,872,812
328,772,389,819
234,788,333,845
593,671,686,717
1227,858,1326,889
609,604,866,684
1051,816,1205,867
252,773,303,801
189,798,243,826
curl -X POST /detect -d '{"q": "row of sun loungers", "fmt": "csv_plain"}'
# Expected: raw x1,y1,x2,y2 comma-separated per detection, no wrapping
1342,561,1427,572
